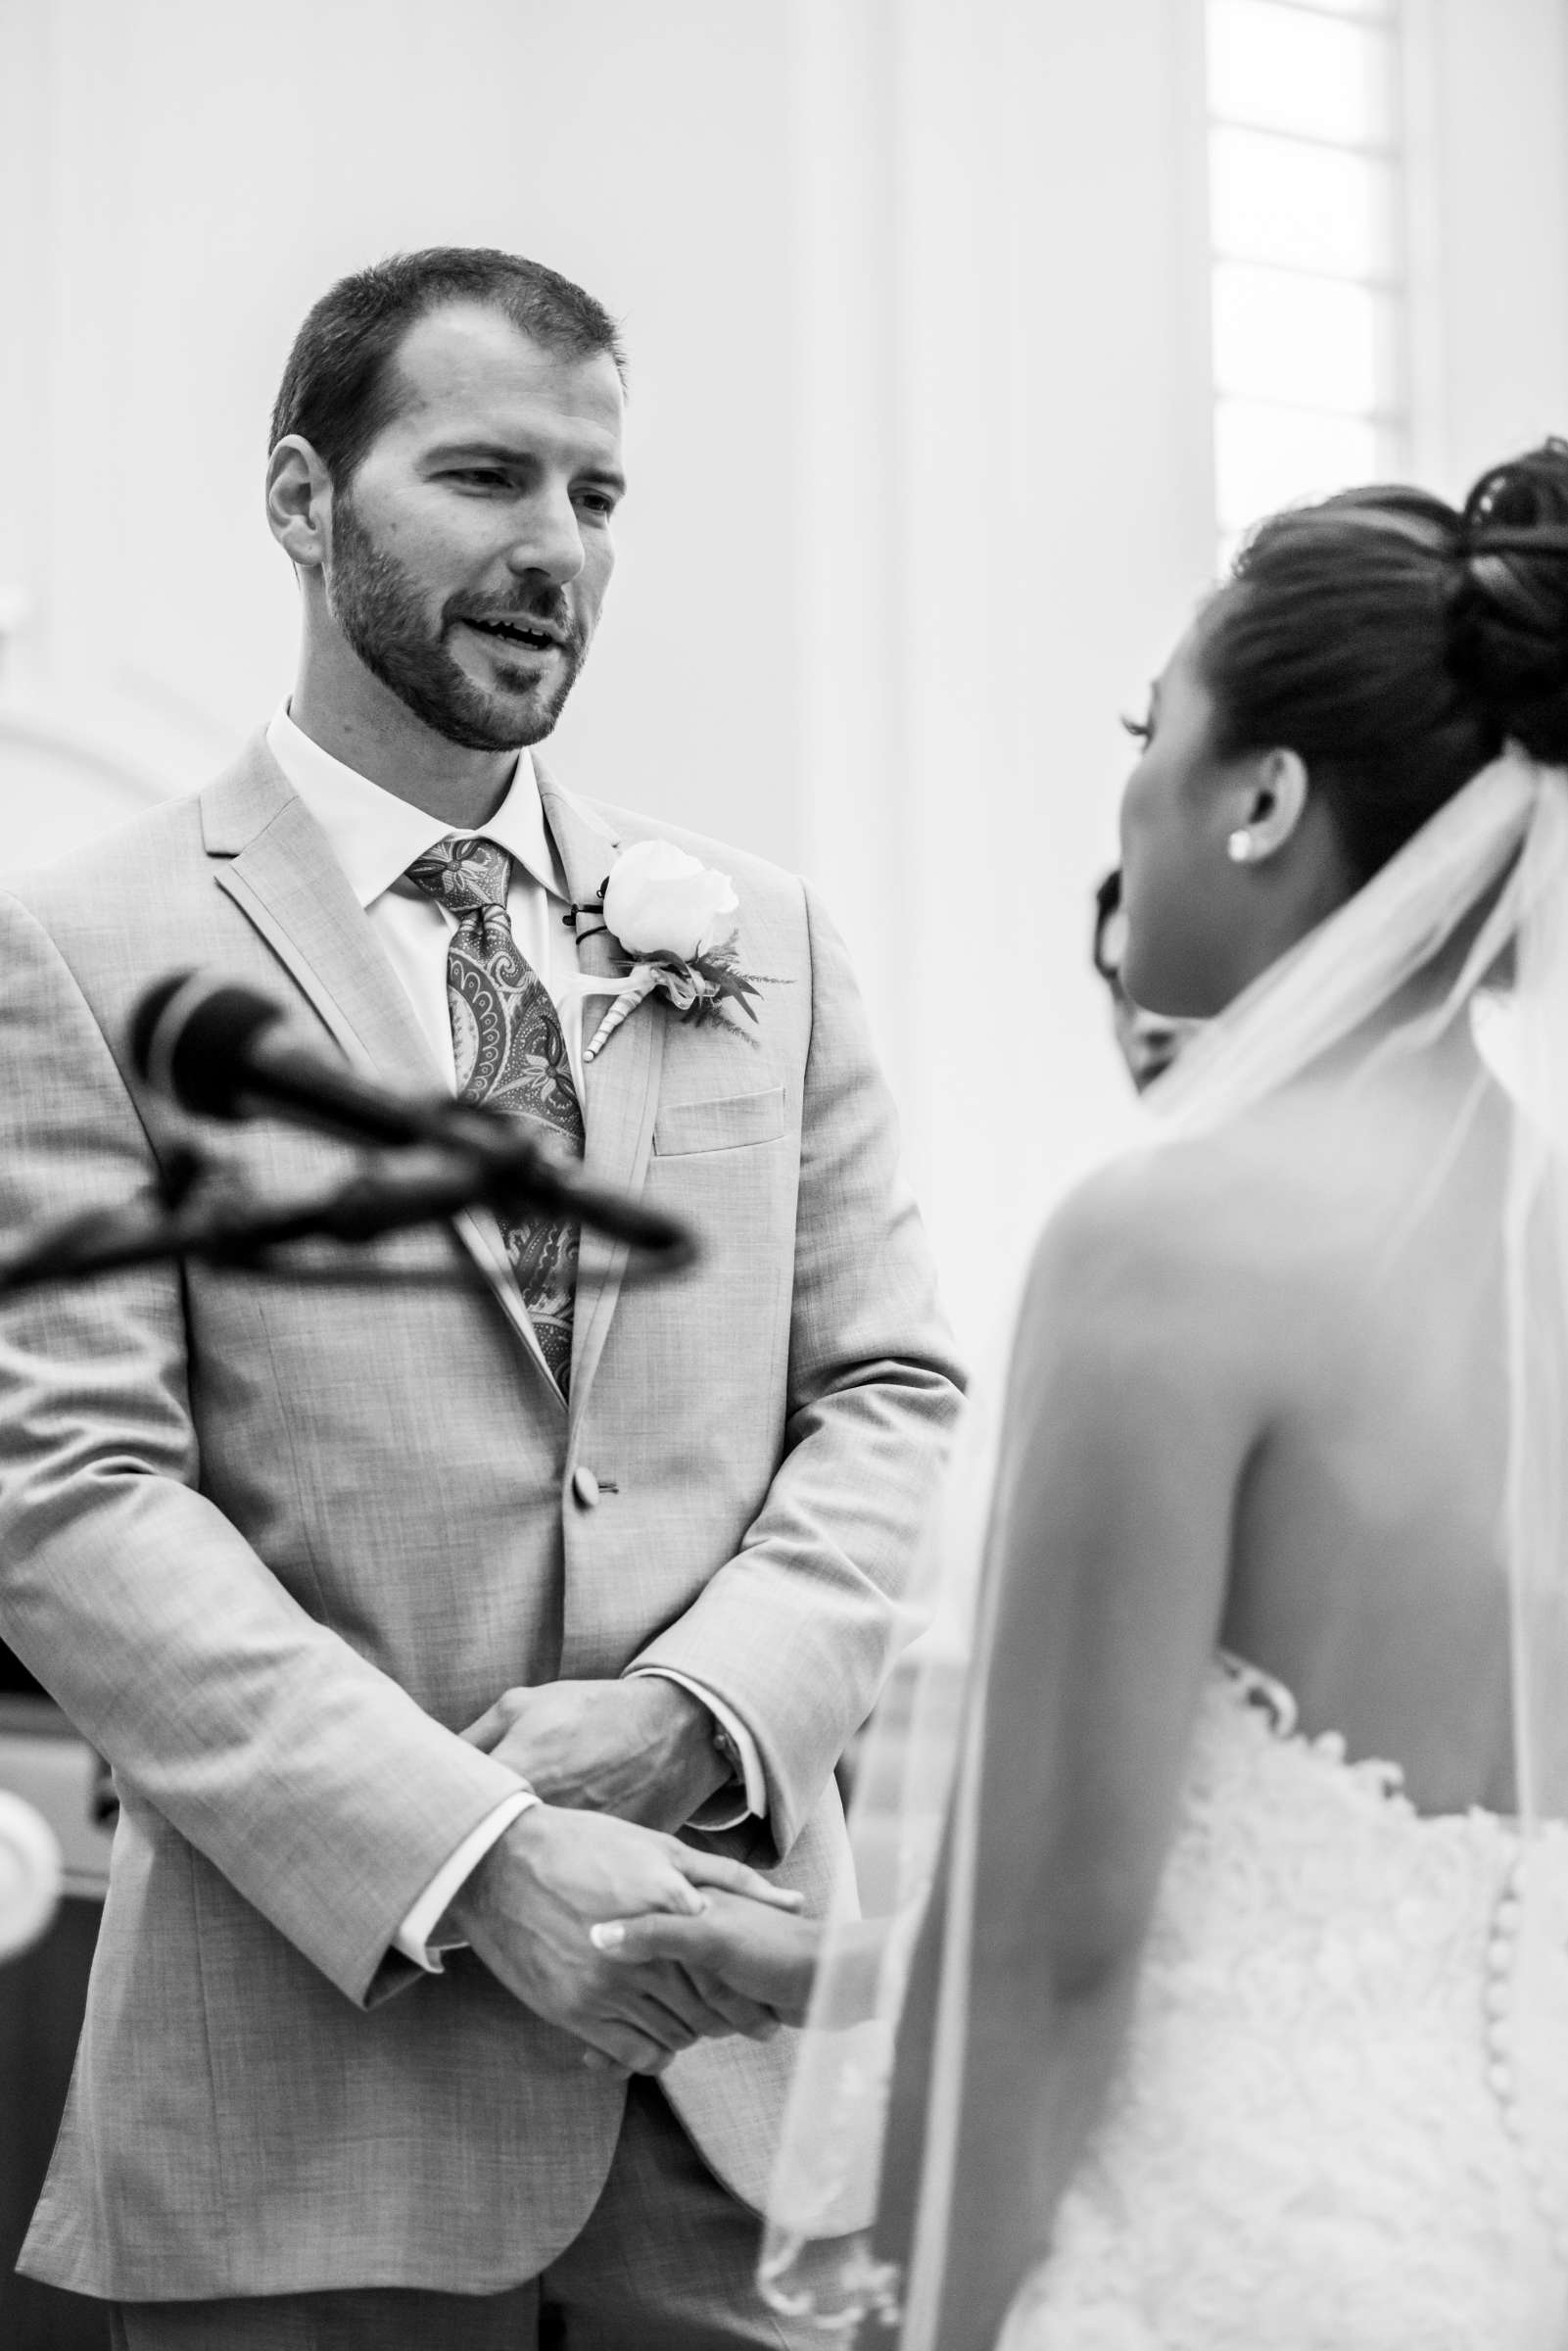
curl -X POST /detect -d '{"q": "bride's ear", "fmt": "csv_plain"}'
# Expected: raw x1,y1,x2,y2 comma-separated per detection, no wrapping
1225,748,1310,868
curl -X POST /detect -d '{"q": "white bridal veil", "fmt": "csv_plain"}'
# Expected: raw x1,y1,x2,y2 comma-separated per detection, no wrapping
759,743,1568,2343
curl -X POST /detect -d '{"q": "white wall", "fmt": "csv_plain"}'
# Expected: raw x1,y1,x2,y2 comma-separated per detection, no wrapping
3,0,1568,1352
789,0,1218,1354
1407,0,1568,497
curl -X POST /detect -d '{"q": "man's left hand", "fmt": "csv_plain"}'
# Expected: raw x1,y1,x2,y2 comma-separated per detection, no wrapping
460,1677,730,1831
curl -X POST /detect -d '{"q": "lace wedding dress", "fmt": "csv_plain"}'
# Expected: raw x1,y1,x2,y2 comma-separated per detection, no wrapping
998,1656,1568,2350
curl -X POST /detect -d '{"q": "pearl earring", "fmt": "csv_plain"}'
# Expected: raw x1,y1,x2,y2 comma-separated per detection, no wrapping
1226,830,1256,865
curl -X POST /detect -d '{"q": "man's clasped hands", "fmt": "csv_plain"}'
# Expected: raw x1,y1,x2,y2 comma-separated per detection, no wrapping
448,1675,823,2076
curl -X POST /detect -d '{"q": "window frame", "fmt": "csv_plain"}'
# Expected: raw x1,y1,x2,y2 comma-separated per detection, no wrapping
1202,0,1423,558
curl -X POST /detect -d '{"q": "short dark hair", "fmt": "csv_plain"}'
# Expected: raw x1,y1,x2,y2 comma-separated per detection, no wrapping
1197,441,1568,882
268,246,626,486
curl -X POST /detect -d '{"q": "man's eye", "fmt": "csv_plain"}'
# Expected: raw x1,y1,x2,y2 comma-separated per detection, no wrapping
577,491,618,518
450,469,510,490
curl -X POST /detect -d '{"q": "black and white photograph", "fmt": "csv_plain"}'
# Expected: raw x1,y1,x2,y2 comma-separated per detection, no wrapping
1,3,1566,2345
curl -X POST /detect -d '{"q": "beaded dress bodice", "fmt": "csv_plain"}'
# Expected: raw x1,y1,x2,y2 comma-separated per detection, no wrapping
1000,1659,1568,2350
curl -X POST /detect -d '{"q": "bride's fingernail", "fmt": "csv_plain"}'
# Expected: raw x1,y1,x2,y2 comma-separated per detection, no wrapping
589,1922,626,1951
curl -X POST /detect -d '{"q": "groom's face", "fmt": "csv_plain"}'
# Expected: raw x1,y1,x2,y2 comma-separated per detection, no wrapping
321,304,626,750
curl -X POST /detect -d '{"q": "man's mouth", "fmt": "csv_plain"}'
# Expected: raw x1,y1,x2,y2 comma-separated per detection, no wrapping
458,616,568,655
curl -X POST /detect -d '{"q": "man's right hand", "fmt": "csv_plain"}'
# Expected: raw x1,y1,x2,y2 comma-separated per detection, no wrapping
449,1803,802,2073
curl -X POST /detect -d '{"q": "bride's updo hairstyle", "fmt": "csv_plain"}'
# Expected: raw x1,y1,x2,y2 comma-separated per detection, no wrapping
1196,439,1568,882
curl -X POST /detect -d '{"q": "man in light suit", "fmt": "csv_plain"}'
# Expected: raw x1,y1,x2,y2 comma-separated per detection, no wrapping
0,248,963,2347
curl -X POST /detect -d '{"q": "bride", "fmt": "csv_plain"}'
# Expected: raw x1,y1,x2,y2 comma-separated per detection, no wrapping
596,444,1568,2347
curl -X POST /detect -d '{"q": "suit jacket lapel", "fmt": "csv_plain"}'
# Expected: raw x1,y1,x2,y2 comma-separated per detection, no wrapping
200,736,564,1406
535,760,667,1425
202,741,442,1086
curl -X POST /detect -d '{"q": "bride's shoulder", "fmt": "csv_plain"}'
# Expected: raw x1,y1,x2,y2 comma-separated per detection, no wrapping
1033,1128,1293,1271
1020,1118,1347,1358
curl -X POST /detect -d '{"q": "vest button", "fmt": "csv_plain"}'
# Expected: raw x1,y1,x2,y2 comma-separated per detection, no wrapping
572,1465,601,1509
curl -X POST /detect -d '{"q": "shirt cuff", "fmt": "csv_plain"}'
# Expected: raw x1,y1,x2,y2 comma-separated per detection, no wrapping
627,1666,767,1828
392,1789,539,1973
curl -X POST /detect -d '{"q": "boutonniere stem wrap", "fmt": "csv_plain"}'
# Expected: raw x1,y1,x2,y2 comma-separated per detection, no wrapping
580,839,783,1063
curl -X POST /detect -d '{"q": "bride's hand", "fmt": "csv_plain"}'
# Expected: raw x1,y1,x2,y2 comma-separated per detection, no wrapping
589,1886,824,2027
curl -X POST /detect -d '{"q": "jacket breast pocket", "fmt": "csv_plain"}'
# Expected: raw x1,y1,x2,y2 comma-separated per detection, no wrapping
652,1085,788,1156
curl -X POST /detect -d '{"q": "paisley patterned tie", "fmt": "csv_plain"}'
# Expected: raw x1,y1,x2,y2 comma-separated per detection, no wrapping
404,835,584,1396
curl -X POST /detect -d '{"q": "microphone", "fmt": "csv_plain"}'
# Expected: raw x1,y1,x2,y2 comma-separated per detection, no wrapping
131,972,454,1148
118,970,692,1263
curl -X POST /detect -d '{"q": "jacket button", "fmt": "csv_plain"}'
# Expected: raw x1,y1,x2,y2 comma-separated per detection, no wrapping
572,1465,601,1509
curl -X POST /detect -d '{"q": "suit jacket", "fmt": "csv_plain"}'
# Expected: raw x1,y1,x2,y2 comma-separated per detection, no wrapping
0,736,964,2300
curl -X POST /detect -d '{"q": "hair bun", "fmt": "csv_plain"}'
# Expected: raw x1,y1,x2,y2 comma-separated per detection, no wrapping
1449,438,1568,763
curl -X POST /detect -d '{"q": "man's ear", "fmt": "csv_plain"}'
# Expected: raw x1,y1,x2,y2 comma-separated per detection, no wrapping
265,436,333,571
1230,747,1310,867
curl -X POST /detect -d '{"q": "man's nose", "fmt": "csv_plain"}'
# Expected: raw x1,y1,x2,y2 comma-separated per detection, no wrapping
505,492,586,587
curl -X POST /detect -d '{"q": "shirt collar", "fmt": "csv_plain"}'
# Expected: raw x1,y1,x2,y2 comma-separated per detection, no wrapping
264,702,566,909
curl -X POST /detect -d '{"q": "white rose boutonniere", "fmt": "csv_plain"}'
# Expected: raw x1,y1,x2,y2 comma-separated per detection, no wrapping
603,840,737,960
576,839,784,1062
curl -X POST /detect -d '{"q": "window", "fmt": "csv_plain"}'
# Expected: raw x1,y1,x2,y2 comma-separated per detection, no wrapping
1206,0,1408,562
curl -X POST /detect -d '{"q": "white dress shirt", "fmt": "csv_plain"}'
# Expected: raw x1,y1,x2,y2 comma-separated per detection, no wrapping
265,707,763,1969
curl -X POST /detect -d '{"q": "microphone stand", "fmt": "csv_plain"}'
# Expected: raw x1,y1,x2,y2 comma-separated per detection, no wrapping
0,1136,695,1298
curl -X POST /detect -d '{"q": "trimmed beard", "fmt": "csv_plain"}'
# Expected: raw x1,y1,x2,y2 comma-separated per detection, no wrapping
324,489,585,751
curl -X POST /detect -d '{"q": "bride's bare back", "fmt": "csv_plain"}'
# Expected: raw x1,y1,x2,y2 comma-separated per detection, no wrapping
1165,1034,1516,1813
887,1029,1527,2351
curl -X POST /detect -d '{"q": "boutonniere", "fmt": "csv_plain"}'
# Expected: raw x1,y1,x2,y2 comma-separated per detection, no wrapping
574,840,783,1064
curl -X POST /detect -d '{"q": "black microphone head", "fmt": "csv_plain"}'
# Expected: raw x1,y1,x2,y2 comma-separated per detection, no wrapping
130,973,287,1121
